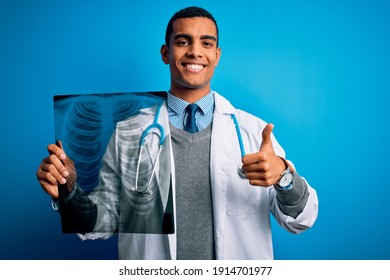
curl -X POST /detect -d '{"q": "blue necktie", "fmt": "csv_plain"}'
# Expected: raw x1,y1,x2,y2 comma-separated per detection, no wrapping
184,104,199,133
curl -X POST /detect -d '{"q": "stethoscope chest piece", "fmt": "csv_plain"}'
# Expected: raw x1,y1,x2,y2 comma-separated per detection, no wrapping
237,164,247,179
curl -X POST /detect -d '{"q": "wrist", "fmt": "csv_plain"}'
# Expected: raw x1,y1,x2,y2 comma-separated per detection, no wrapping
274,157,295,191
278,156,295,173
274,167,294,191
59,183,77,203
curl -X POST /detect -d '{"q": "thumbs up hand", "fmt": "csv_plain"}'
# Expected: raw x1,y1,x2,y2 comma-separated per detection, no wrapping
241,123,286,187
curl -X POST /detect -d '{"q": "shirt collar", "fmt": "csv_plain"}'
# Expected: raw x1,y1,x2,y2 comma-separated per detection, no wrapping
167,90,215,115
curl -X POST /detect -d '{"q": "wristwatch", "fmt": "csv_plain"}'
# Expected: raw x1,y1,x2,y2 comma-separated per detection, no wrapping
275,167,294,191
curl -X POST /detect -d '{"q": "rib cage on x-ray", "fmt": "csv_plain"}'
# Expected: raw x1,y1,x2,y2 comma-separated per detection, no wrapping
54,93,171,226
64,99,143,192
116,113,162,218
65,101,102,191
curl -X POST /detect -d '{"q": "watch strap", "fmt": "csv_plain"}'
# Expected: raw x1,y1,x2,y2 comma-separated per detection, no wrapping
275,157,295,191
274,180,294,191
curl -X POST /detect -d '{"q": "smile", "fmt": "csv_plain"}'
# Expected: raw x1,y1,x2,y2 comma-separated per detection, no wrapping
182,63,205,72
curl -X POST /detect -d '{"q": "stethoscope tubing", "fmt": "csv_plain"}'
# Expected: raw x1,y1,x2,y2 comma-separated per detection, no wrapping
135,102,248,192
135,102,165,193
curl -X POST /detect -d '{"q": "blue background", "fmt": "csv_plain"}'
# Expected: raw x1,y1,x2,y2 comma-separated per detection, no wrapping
1,0,389,259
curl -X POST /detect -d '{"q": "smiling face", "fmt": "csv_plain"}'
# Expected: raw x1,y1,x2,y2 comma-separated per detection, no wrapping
161,17,221,102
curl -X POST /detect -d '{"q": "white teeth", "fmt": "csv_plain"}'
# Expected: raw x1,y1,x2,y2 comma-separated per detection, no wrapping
186,64,204,70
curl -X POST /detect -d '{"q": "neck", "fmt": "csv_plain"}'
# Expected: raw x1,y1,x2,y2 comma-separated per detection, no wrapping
169,86,210,103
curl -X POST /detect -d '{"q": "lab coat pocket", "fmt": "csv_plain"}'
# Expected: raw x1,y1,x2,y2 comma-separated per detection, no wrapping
226,165,259,216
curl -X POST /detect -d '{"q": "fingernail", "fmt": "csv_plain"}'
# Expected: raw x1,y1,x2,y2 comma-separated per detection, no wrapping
63,171,69,177
60,178,67,184
60,153,66,160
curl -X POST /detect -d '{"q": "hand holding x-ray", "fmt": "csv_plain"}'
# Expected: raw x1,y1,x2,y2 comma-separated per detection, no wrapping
36,140,77,199
36,91,174,235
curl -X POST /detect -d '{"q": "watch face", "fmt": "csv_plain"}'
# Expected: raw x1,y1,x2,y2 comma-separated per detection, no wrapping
279,172,293,187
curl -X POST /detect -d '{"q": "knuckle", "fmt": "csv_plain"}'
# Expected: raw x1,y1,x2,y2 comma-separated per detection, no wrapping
47,144,56,152
36,169,45,181
264,176,274,186
47,173,58,185
245,173,253,180
263,162,271,172
258,153,268,162
263,170,271,178
47,164,57,175
264,153,271,160
44,172,52,181
48,154,57,162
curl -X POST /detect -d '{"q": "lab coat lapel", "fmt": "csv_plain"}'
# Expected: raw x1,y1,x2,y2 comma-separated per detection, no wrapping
210,93,239,259
140,102,177,259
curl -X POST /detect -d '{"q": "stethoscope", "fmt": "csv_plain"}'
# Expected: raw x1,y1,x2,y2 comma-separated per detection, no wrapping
134,102,247,193
134,102,165,193
231,114,248,179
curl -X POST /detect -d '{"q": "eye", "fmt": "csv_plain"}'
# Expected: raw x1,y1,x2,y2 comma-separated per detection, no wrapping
202,41,214,48
176,40,190,47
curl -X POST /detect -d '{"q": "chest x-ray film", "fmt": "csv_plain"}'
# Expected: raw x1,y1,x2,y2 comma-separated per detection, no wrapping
54,92,174,235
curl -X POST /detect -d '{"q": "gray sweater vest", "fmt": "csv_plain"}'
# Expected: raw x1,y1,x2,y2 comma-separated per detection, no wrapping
170,124,215,260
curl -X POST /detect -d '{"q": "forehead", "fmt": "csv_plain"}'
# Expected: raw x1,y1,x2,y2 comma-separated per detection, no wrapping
171,17,217,37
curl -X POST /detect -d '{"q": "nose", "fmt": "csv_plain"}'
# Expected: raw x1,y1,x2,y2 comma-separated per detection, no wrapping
186,42,203,58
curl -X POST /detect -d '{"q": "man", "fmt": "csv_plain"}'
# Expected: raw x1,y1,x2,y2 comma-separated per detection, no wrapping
36,6,318,259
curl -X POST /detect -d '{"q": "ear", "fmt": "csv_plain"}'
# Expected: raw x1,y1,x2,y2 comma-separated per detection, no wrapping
160,44,169,65
215,47,221,67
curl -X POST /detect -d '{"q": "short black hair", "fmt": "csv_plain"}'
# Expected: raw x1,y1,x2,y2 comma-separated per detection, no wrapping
165,6,219,47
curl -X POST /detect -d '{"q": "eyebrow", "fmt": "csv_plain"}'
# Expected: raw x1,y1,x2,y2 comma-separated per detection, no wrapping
174,33,217,42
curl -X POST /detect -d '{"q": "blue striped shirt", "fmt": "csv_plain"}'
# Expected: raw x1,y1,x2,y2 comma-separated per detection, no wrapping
167,91,215,131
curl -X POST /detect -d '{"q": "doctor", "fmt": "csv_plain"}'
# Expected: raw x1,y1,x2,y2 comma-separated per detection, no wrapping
36,6,318,259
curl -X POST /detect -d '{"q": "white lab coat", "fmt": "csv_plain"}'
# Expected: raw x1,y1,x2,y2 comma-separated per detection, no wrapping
83,92,318,259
